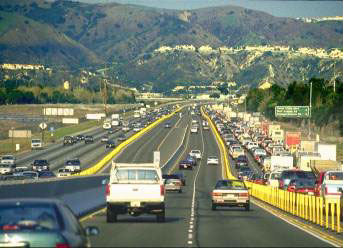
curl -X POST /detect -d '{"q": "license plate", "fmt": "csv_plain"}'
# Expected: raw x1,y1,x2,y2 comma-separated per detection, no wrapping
308,192,314,195
216,199,224,203
131,202,141,207
224,194,234,198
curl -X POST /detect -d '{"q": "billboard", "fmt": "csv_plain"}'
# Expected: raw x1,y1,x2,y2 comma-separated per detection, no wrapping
62,118,79,124
44,108,74,116
9,130,32,138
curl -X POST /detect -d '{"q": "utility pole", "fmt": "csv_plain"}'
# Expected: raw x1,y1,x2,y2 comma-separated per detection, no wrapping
308,81,312,139
11,127,14,154
42,107,45,143
333,62,336,93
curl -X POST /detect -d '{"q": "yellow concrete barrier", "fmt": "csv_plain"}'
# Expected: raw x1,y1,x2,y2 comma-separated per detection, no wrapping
247,181,341,233
201,107,235,180
202,106,342,233
75,108,180,176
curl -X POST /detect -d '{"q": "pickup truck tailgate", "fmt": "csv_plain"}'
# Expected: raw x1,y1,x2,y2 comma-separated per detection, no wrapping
108,184,163,202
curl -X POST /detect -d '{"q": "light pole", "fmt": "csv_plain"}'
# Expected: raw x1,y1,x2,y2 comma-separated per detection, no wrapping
11,127,14,154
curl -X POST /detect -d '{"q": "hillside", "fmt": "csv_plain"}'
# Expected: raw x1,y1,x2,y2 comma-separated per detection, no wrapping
0,0,342,89
0,10,101,68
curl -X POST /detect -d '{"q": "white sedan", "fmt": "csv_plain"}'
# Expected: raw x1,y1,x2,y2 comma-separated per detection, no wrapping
207,156,219,165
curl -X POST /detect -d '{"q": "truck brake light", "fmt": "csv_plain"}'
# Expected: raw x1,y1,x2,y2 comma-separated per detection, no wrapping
160,184,165,196
105,184,110,196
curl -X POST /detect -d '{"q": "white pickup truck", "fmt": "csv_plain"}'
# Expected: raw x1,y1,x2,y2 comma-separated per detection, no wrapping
106,162,165,223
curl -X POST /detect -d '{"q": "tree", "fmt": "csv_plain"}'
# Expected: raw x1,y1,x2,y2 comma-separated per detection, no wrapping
210,93,220,99
217,83,228,95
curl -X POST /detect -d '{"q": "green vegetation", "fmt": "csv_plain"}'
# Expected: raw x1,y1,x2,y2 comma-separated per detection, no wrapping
245,78,343,135
0,79,136,105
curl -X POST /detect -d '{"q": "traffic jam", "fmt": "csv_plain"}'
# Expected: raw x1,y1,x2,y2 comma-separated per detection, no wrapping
204,105,343,203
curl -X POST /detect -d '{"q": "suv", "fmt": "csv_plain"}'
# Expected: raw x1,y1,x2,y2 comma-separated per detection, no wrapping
106,162,165,222
64,158,81,173
279,170,315,190
0,155,16,167
31,159,50,172
189,150,202,160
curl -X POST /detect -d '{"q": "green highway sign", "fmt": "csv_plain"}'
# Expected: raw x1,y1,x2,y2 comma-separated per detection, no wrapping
275,106,310,118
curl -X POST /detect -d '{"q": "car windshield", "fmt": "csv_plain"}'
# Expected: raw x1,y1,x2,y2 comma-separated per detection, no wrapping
34,160,48,165
327,172,343,181
208,156,217,159
293,179,315,188
31,140,40,143
1,156,14,160
215,180,246,190
0,204,61,231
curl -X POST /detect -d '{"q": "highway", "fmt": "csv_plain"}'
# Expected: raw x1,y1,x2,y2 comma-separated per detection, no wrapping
82,111,332,247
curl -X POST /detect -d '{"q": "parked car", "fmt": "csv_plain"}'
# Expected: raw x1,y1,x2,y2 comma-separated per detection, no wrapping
0,198,99,247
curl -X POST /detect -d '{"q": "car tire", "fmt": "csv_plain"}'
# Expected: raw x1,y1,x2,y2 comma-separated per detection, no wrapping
212,204,216,211
178,189,182,193
245,204,250,211
106,207,117,223
157,211,165,222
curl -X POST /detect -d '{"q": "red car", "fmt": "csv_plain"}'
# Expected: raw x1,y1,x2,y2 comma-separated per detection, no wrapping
287,178,316,195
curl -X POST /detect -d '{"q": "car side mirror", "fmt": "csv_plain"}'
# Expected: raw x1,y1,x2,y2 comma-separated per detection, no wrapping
85,226,99,236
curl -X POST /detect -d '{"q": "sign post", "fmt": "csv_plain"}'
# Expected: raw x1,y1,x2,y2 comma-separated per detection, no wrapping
39,122,47,143
275,106,310,118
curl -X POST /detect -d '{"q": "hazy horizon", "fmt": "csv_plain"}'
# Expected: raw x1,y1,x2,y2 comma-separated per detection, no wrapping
73,0,343,18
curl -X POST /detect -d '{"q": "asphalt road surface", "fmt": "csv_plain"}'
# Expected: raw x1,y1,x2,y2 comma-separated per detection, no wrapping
82,112,332,247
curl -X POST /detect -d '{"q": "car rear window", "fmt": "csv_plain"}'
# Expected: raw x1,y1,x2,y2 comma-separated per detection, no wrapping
0,204,62,231
114,169,159,182
215,180,246,190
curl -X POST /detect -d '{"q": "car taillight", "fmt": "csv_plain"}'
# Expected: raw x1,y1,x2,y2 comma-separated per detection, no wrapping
55,243,70,248
105,184,110,196
212,192,222,197
160,184,165,196
239,193,249,197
